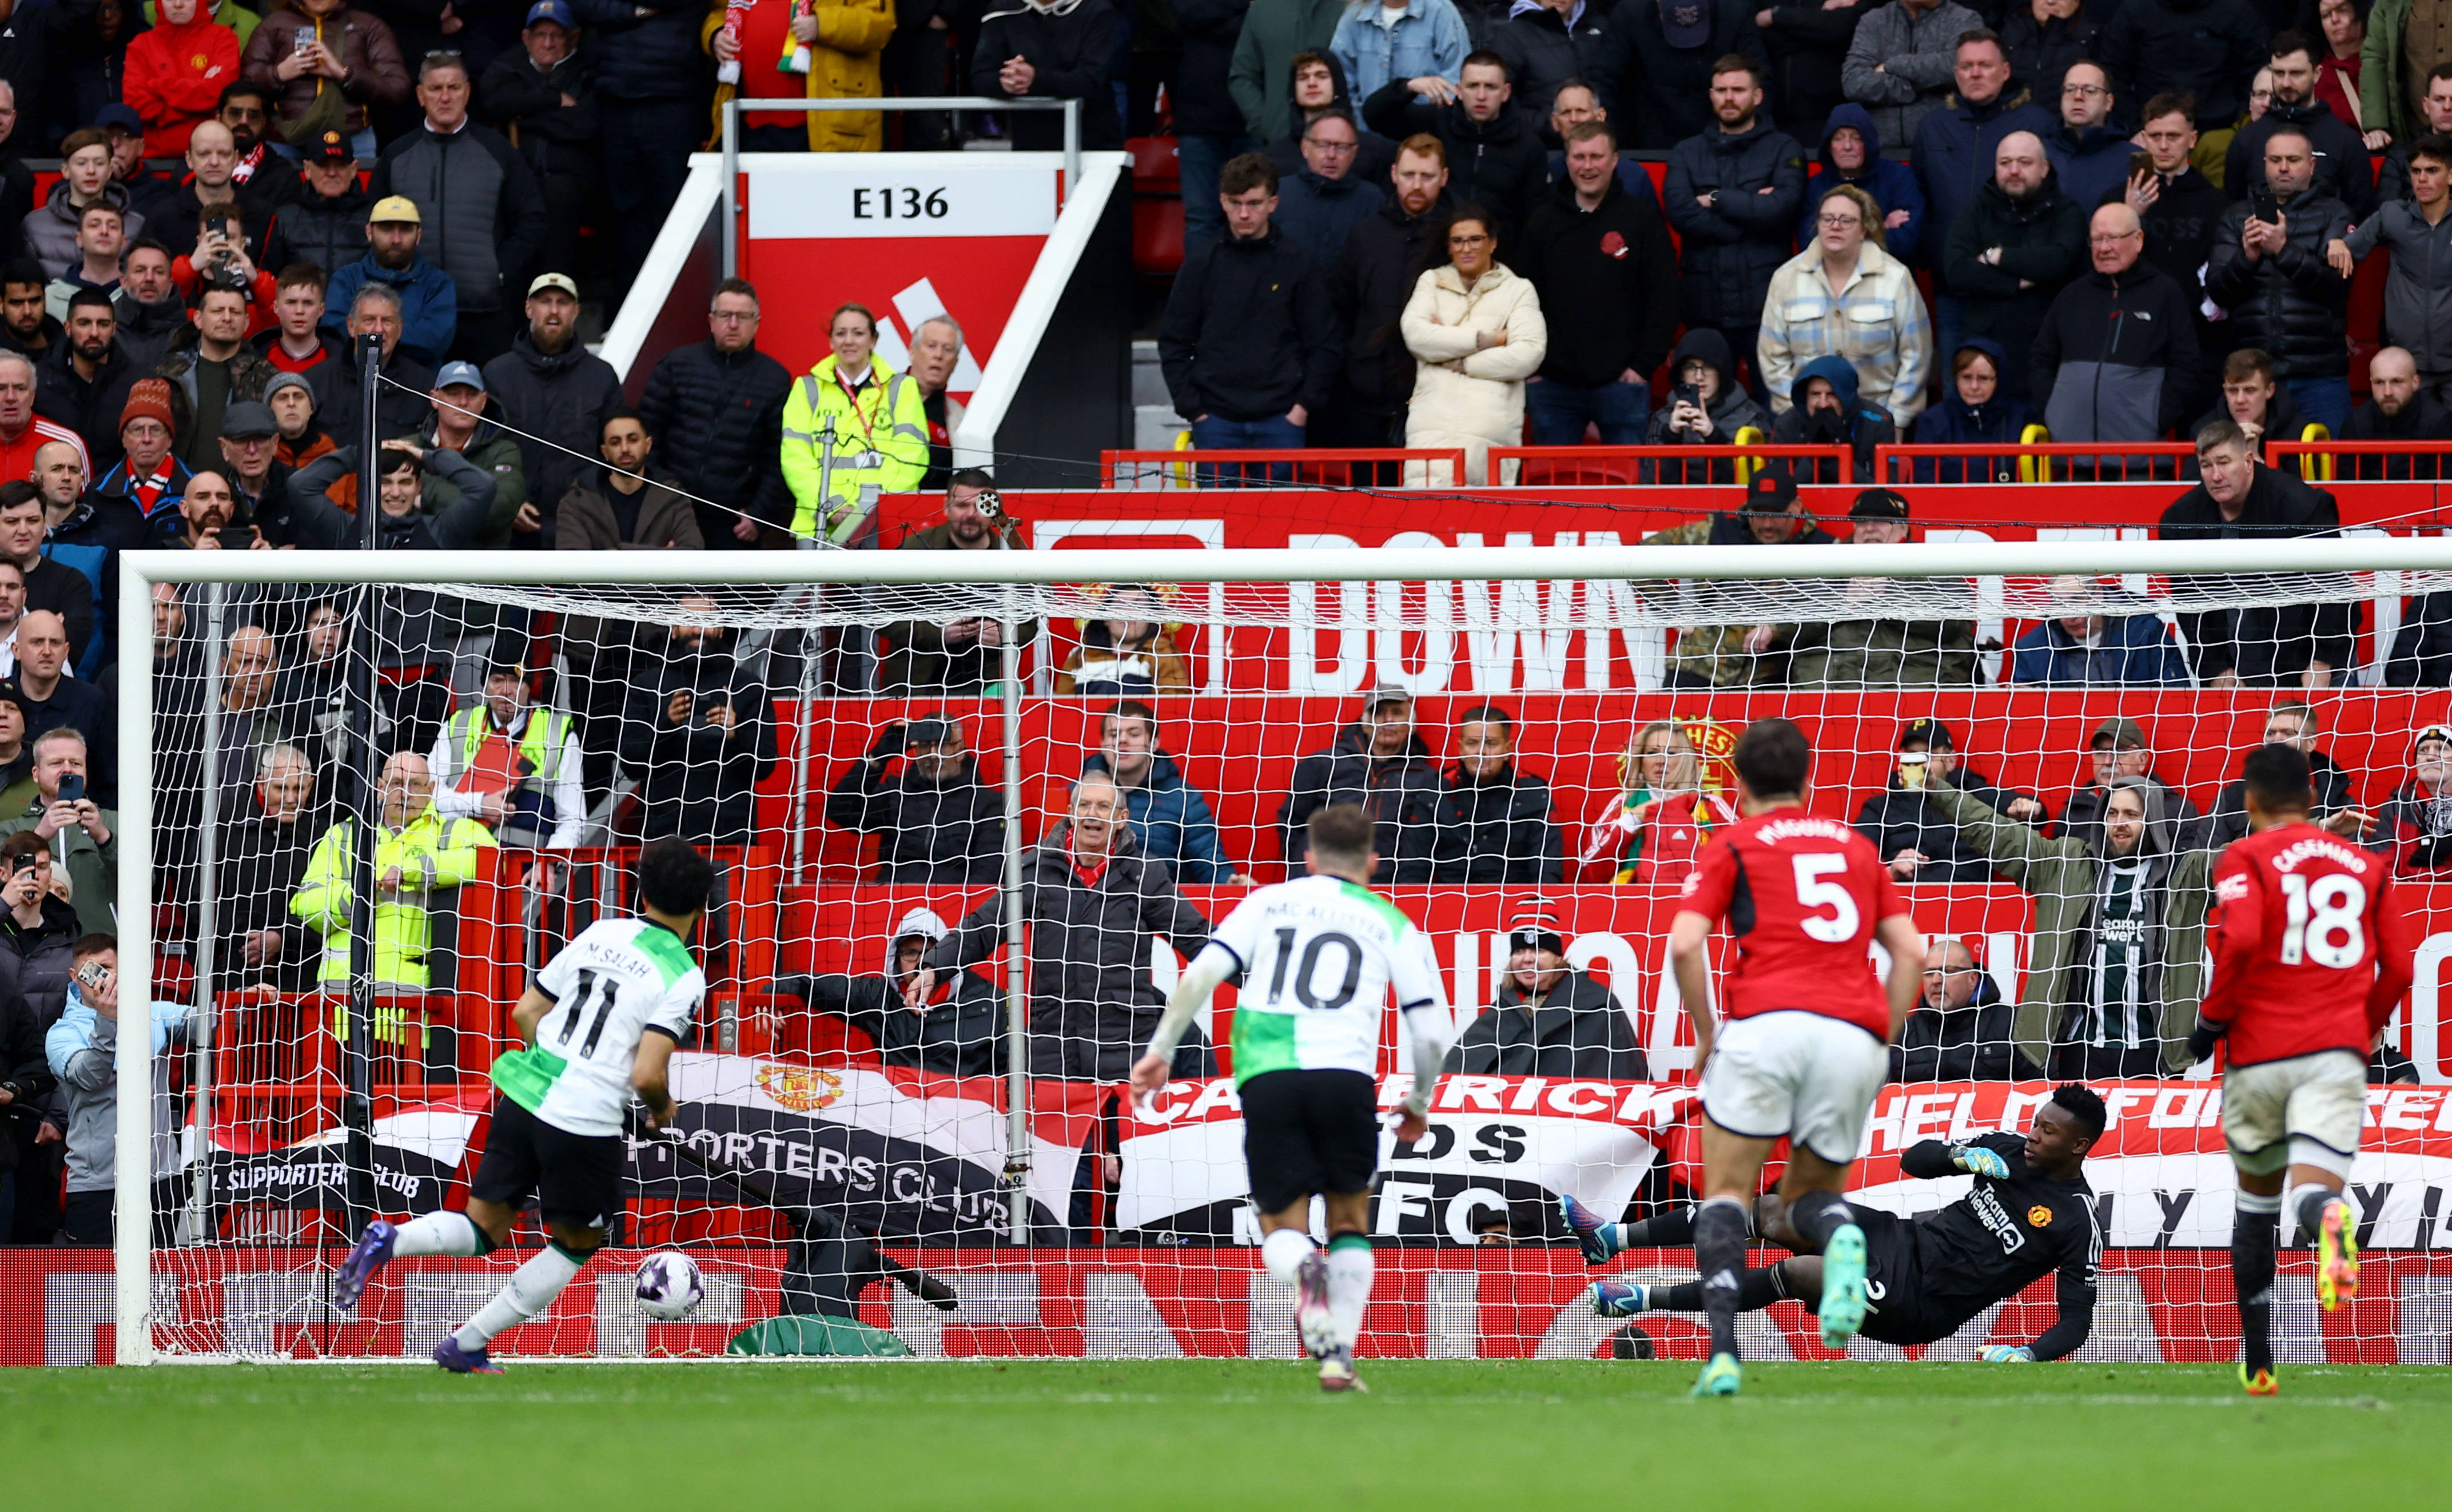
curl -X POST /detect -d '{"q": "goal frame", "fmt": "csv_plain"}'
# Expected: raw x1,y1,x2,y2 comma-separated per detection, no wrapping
110,533,2452,1363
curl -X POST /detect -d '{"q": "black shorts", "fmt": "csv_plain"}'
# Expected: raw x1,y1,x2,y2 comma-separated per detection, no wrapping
1850,1208,1943,1347
1239,1068,1379,1215
469,1096,625,1232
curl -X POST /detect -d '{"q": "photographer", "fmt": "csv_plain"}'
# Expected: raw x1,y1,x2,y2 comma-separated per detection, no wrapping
823,714,1005,885
45,937,190,1246
171,206,275,324
0,729,117,938
1641,329,1765,482
0,831,81,1025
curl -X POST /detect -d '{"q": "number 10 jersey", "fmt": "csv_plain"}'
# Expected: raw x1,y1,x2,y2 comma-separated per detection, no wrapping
1197,876,1449,1087
493,917,706,1136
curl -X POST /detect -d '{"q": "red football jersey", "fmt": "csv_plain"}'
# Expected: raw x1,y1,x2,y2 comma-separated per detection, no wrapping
1677,808,1909,1037
2201,822,2417,1067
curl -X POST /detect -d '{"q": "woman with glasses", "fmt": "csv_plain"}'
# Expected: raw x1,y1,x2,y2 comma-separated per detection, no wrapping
1398,205,1546,484
1756,182,1932,430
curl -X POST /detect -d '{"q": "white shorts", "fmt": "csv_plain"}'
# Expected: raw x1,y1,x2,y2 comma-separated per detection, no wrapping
2223,1049,2368,1179
1701,1011,1889,1165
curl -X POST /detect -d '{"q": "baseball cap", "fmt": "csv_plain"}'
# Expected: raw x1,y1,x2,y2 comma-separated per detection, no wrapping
1849,487,1911,521
1659,0,1711,49
433,360,487,393
2091,716,2148,751
525,0,577,24
528,272,579,299
218,401,278,440
310,129,356,165
370,195,421,225
1898,717,1955,752
1741,465,1798,514
1363,682,1412,711
93,103,145,136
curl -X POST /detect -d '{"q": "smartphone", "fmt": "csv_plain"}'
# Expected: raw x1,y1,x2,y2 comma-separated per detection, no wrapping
1673,382,1701,410
294,27,317,54
9,852,34,877
2129,152,2154,180
2250,186,2280,224
217,524,255,550
75,960,110,992
56,773,83,805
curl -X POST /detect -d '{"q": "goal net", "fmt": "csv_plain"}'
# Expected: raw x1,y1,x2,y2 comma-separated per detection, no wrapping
54,531,2452,1367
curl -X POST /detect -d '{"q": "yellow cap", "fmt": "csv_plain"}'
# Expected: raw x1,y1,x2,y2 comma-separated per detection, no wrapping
369,195,422,225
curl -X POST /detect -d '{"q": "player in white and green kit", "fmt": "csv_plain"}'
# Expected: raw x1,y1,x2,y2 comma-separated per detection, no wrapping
1130,805,1451,1392
333,839,717,1372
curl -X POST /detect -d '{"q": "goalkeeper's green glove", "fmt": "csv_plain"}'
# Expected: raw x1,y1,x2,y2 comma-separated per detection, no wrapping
1980,1345,2036,1363
1952,1144,2011,1180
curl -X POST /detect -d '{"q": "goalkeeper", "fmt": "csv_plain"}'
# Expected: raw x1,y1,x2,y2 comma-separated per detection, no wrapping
1565,1084,2105,1360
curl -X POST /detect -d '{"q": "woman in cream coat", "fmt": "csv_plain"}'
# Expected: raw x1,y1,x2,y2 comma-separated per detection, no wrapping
1400,208,1547,485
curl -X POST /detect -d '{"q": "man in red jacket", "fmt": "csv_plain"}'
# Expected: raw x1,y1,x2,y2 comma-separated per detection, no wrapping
124,0,244,155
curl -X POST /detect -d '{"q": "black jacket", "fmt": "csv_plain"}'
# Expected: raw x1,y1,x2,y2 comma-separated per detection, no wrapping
790,966,1007,1078
481,332,623,539
476,47,600,181
1853,765,2040,882
2096,0,2270,130
1590,0,1770,149
370,121,546,316
925,826,1216,1081
1944,174,2088,396
276,179,373,279
2336,393,2452,479
30,338,143,474
2158,465,2357,683
620,632,778,846
1278,723,1444,881
2204,190,2354,380
970,2,1124,150
1758,0,1873,144
1157,224,1337,423
637,336,795,540
565,0,708,100
112,289,190,373
18,555,94,674
1431,763,1561,884
1172,0,1251,138
1442,966,1647,1079
0,309,60,362
1512,174,1679,388
0,987,55,1173
215,804,324,996
1661,117,1810,331
0,894,81,1029
153,180,289,268
1890,970,2025,1081
1490,2,1607,138
2032,260,2206,441
2204,750,2356,853
1332,189,1450,413
1362,81,1550,240
1998,3,2101,106
305,347,439,440
2225,97,2375,220
824,743,1006,884
2136,164,2226,325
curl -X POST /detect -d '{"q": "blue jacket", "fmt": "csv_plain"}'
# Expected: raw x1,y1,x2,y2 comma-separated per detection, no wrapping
323,254,459,369
1082,752,1240,884
2010,614,2192,685
1798,103,1928,266
42,539,109,678
1330,0,1470,107
2044,121,2134,221
1275,169,1386,277
1908,337,2035,480
565,0,710,101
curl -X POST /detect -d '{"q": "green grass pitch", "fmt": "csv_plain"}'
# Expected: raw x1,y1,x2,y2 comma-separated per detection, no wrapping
7,1360,2447,1511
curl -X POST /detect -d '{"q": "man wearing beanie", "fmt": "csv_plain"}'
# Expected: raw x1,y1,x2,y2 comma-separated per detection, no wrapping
1442,906,1647,1078
90,379,196,532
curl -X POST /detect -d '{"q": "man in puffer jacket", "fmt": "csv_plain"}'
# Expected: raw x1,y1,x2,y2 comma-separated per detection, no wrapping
2203,128,2354,433
1942,130,2086,400
1442,910,1645,1078
369,53,546,365
1663,58,1808,377
777,908,1007,1077
2225,32,2374,217
636,276,793,546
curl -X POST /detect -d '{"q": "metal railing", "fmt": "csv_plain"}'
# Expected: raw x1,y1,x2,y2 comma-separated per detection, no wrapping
1486,441,1854,487
719,96,1084,277
1099,446,1467,489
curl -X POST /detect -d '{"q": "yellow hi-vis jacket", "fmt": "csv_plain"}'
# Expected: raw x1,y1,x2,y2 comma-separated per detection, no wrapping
780,353,929,542
293,807,497,1042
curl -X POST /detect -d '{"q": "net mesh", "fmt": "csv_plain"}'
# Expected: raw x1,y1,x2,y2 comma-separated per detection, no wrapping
54,542,2452,1366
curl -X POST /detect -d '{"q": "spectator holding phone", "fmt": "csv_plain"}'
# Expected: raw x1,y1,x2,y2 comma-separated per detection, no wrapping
0,831,82,1025
1642,328,1765,480
2204,128,2356,436
0,729,117,938
46,937,189,1246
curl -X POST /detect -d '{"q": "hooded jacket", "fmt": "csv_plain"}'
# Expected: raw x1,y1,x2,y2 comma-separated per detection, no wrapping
2096,0,2270,132
790,909,1008,1077
1853,762,2039,882
925,824,1217,1081
1512,172,1679,389
124,10,242,155
1798,103,1928,266
1442,965,1646,1078
1263,51,1403,187
1928,777,2210,1075
2033,257,2203,444
1331,186,1451,413
1228,0,1347,143
1841,0,1985,145
1643,327,1768,475
21,180,145,280
1910,336,2036,479
1159,222,1338,423
1890,968,2027,1081
1362,79,1552,238
1767,352,1898,479
1331,0,1470,108
2346,198,2452,380
971,1,1124,151
1431,761,1560,884
1912,86,2056,272
1943,172,2088,391
2225,95,2377,220
1082,751,1240,883
1758,234,1933,424
2158,464,2357,683
2009,612,2193,685
1662,115,1810,331
1279,722,1445,881
823,741,1006,884
1592,0,1769,149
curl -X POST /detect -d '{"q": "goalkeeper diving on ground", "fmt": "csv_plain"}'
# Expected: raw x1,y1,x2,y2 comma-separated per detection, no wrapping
1563,1083,2108,1360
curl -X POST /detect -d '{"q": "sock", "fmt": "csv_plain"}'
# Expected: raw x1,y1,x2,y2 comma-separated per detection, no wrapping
1609,1203,1755,1252
1788,1190,1858,1251
2290,1183,2340,1246
1651,1265,1790,1315
2234,1192,2280,1376
452,1242,590,1352
1693,1197,1750,1361
1323,1232,1374,1351
391,1211,489,1258
1261,1225,1316,1286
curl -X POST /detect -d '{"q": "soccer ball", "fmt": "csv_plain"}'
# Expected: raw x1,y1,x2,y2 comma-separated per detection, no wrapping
635,1251,703,1322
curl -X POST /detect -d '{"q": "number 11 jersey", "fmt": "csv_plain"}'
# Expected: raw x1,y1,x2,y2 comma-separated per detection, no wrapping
2201,822,2414,1067
1198,875,1449,1087
1678,809,1908,1040
493,917,706,1136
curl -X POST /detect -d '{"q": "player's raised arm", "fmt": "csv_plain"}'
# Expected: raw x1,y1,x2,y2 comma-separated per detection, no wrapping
1131,949,1235,1100
1873,913,1924,1044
